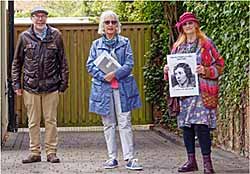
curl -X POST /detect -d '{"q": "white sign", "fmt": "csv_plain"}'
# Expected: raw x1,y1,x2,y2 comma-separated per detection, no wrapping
167,53,199,97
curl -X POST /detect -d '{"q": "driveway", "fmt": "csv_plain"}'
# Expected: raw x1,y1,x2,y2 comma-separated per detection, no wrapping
1,127,249,174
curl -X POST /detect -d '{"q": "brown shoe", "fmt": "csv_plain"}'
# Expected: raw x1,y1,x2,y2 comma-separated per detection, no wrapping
22,154,41,164
178,153,198,172
47,153,60,163
203,154,215,174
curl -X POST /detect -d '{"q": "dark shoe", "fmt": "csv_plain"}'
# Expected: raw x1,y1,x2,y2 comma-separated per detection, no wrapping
203,154,215,174
178,153,198,172
47,153,60,163
125,158,143,170
22,154,41,164
103,159,118,169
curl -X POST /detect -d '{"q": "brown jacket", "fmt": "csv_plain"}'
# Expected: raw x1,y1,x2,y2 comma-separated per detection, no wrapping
12,25,69,93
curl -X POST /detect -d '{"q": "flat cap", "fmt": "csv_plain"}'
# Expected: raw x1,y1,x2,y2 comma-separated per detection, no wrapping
30,6,48,16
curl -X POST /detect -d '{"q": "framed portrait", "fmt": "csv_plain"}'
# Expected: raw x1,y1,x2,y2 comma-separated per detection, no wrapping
167,53,199,97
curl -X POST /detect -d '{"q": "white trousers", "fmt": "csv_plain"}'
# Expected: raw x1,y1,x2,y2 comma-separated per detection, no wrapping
101,89,134,161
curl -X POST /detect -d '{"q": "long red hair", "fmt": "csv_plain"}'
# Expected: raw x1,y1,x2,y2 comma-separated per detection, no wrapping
173,23,207,50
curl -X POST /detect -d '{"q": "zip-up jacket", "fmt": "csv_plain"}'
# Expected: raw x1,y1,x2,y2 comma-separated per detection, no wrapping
12,24,69,93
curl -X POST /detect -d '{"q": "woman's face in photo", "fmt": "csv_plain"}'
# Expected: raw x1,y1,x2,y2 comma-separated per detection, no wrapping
174,67,188,86
182,21,196,34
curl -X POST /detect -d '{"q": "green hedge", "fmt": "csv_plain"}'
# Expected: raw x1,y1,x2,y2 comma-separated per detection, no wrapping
141,1,249,128
185,1,249,119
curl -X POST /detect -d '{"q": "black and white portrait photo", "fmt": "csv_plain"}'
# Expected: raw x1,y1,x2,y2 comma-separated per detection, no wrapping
167,53,199,97
171,63,196,89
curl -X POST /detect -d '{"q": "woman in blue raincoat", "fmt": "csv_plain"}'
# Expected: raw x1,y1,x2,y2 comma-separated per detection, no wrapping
86,10,142,170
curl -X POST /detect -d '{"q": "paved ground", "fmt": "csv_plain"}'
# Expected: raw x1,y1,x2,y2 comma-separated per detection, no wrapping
1,127,249,174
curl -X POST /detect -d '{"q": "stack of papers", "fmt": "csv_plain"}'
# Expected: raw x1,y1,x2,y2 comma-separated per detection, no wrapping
93,52,121,74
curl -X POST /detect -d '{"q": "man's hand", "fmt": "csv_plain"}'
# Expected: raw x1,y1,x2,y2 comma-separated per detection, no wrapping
104,71,115,82
15,89,23,96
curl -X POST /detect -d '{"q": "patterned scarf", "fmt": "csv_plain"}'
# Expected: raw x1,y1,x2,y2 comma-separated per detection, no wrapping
102,34,118,48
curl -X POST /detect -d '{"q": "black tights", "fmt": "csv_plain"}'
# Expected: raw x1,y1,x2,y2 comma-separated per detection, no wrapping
183,124,211,155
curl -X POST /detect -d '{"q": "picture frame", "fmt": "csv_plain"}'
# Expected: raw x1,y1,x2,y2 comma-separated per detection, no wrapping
167,53,199,97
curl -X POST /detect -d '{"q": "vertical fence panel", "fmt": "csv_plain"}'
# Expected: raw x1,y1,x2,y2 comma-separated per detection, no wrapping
144,26,153,123
14,22,153,127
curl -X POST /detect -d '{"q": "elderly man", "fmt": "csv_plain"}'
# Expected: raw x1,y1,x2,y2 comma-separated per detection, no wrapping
12,6,69,163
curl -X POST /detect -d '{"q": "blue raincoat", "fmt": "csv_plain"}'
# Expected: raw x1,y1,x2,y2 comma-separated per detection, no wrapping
86,35,142,116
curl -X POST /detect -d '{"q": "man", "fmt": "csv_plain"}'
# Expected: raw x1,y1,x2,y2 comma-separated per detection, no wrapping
12,6,69,163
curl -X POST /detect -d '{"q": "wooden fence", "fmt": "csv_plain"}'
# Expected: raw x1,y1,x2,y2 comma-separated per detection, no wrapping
14,22,153,127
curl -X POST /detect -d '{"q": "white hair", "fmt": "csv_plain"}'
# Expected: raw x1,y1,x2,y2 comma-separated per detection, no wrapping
98,10,121,35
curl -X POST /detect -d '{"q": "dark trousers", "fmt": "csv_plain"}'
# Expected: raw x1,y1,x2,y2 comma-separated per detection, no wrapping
183,124,211,155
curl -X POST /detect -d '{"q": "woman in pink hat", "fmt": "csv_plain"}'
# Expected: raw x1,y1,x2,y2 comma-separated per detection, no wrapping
164,12,225,174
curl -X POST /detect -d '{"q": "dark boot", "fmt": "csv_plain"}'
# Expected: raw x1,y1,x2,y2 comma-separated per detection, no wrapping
203,154,215,174
178,153,198,172
22,154,41,164
47,153,60,163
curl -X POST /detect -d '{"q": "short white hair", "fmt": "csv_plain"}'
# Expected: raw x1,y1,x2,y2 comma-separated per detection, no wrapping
98,10,121,35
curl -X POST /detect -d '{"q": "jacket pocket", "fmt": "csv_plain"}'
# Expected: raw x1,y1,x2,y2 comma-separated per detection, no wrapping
46,75,60,88
199,78,219,109
46,43,58,58
90,80,102,102
201,92,218,109
24,72,38,89
24,44,36,60
123,75,139,98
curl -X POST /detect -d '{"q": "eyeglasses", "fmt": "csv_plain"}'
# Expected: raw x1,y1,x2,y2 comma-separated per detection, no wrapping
104,20,117,25
32,15,47,20
183,21,194,26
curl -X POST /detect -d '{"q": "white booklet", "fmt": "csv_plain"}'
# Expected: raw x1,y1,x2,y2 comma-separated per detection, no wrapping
93,51,121,74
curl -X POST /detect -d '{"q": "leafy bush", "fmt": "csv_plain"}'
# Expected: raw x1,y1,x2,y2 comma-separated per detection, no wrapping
184,1,249,122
